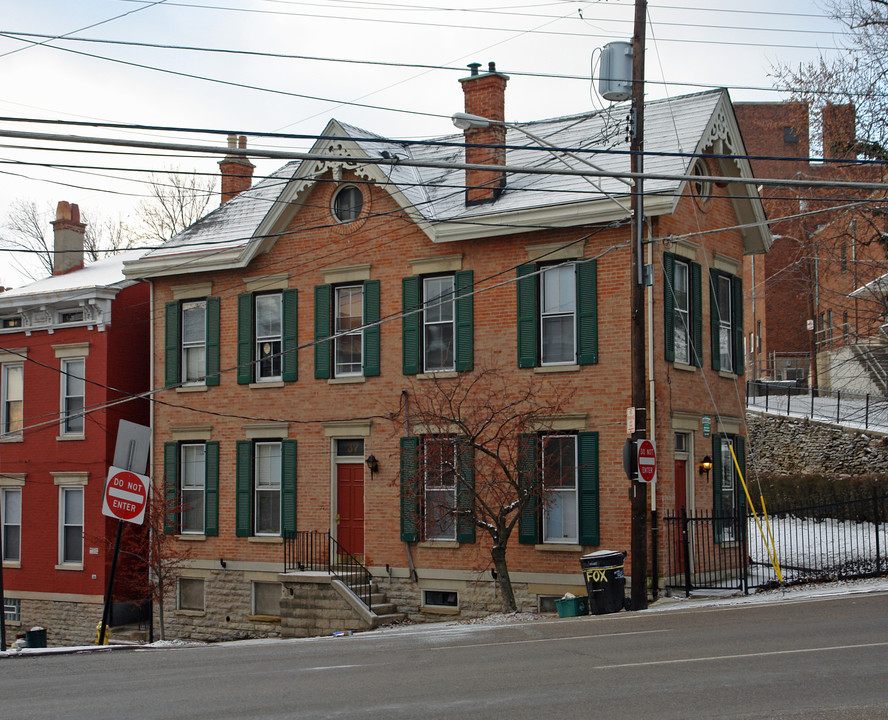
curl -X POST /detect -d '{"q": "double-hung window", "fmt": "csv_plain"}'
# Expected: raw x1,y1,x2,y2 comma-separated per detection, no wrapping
664,252,702,367
314,280,380,379
2,486,21,563
423,437,458,541
709,270,743,375
2,363,23,437
60,358,85,435
236,439,297,537
402,271,474,374
59,486,83,565
711,434,746,543
163,442,219,536
541,435,578,543
518,431,599,546
164,298,220,387
516,260,597,368
399,436,475,544
237,289,298,384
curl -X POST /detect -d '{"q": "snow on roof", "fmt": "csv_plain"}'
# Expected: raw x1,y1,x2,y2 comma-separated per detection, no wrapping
0,248,147,302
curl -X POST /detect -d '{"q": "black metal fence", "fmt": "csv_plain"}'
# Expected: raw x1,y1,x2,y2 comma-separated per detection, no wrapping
746,381,888,430
283,530,373,609
664,490,888,595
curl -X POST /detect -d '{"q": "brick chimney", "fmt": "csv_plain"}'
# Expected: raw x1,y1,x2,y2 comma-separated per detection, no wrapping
822,103,856,159
51,201,85,276
218,134,255,204
459,62,509,206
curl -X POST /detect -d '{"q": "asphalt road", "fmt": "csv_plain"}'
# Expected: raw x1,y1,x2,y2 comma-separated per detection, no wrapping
2,591,887,719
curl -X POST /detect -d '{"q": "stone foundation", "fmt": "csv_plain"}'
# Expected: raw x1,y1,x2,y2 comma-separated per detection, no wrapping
279,574,374,638
3,596,103,647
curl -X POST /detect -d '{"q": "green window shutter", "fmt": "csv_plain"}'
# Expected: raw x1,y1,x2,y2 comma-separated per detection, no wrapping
516,264,538,368
691,262,703,368
400,436,420,542
314,285,331,380
517,433,539,544
456,436,475,543
576,260,598,365
455,270,474,372
577,432,600,546
163,442,178,534
237,293,253,385
732,275,744,376
663,252,675,363
164,302,180,387
281,439,297,534
282,289,299,383
235,440,252,537
204,442,219,536
402,276,421,375
205,297,220,386
712,434,724,541
363,279,381,377
709,269,721,372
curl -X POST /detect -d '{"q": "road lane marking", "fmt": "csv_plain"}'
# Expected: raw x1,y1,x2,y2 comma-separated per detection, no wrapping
303,664,363,671
431,628,670,651
590,640,888,669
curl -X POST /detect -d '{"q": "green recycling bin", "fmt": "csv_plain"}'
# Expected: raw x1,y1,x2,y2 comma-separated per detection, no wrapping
580,550,627,615
25,627,47,648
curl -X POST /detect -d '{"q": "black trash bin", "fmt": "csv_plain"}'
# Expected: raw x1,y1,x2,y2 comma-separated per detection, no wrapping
580,550,627,615
25,627,47,648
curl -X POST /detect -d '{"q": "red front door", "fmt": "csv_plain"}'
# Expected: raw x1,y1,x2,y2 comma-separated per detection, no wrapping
336,463,364,556
674,459,687,573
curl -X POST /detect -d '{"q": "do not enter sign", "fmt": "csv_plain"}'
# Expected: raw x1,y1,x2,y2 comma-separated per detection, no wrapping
637,439,657,483
102,467,150,524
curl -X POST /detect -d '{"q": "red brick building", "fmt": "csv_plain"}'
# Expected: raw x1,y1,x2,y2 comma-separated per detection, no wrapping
0,203,149,646
124,68,770,639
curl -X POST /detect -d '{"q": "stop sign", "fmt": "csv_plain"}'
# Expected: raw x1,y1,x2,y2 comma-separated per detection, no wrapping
637,439,657,483
102,467,150,524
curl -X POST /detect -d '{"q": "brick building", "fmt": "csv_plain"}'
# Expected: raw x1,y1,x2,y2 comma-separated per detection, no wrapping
0,203,149,646
124,68,770,639
735,101,888,391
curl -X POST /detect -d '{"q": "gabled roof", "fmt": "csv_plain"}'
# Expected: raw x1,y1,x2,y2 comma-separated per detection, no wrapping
124,89,771,279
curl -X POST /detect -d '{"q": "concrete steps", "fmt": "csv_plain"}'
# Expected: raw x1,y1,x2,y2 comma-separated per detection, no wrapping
342,578,405,626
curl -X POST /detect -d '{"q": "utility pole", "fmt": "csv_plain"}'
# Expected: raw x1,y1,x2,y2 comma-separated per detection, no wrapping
629,0,649,611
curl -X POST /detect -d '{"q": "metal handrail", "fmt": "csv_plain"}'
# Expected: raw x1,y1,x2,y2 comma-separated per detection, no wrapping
283,530,373,609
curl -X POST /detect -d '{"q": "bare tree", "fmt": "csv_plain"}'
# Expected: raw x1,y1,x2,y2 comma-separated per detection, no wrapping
2,199,54,281
771,0,888,157
132,168,216,243
393,363,573,612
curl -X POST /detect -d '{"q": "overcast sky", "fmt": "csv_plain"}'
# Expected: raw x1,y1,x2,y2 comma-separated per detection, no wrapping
0,1,848,286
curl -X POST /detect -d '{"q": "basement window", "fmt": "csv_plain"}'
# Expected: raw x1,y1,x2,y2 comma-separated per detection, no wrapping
252,582,281,617
4,597,20,622
178,578,205,611
423,590,458,608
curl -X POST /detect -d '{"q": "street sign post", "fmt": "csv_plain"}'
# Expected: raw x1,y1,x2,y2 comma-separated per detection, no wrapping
637,438,657,483
102,467,150,525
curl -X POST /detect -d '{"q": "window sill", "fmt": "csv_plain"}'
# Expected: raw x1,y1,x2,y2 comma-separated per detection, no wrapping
248,536,283,544
57,434,86,441
718,370,739,380
175,609,205,617
55,563,84,571
0,435,23,443
672,362,696,373
2,561,21,569
176,534,207,542
328,376,366,385
177,385,208,393
421,606,460,616
248,614,281,624
533,544,583,552
417,371,458,380
418,540,459,549
250,381,284,389
534,364,580,374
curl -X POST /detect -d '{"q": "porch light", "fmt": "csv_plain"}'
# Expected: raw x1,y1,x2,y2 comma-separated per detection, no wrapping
698,455,713,479
365,455,379,474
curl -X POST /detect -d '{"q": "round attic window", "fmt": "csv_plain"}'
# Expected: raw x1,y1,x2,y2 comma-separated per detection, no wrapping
332,185,363,223
691,159,711,200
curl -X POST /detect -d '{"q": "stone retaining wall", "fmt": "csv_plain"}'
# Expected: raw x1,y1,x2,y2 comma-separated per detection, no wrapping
747,411,888,475
4,598,102,647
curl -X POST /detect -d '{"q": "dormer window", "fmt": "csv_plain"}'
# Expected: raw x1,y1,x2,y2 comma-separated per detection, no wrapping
332,186,363,223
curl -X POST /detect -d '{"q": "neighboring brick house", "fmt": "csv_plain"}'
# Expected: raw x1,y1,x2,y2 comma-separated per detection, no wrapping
123,67,770,639
735,101,887,390
0,202,149,646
